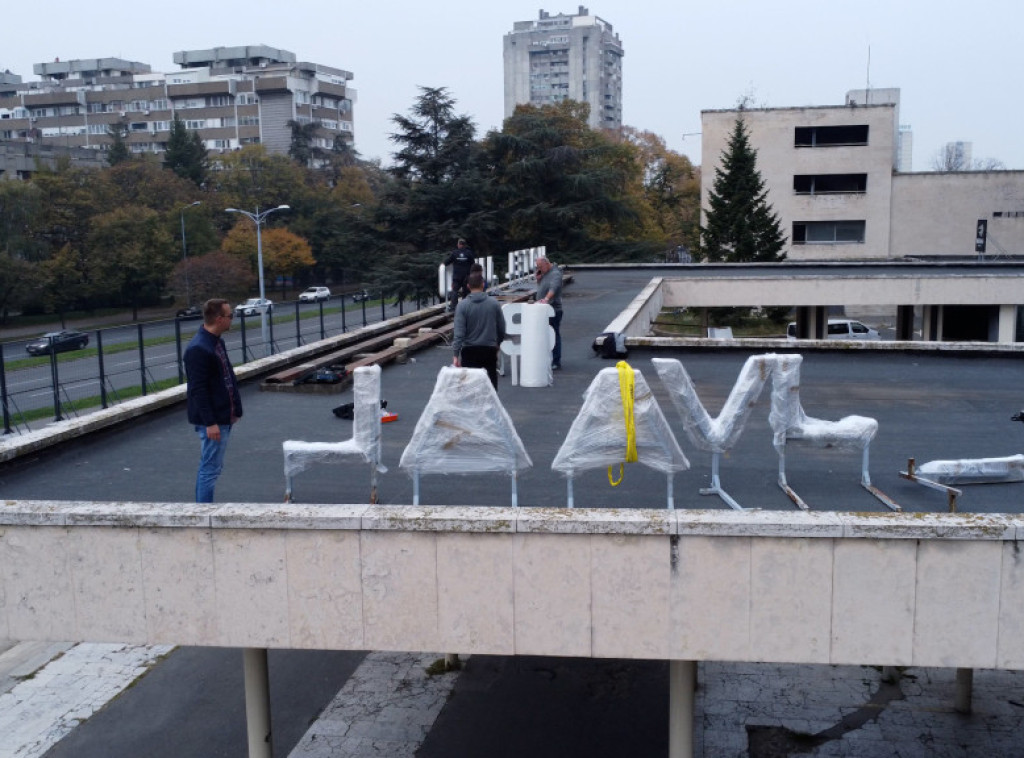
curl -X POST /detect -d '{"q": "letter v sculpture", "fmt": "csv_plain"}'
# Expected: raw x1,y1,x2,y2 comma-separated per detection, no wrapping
652,355,774,510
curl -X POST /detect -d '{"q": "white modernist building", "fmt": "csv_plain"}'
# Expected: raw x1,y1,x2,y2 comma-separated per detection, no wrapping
503,6,624,130
701,89,1024,261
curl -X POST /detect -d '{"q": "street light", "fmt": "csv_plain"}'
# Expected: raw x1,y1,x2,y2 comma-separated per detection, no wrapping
180,201,201,306
224,204,290,355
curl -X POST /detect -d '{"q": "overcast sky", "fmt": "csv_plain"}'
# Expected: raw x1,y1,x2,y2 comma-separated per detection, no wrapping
3,0,1021,171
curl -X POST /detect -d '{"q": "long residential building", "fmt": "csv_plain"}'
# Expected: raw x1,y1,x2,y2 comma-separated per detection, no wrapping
503,6,623,130
701,89,1024,260
0,45,354,176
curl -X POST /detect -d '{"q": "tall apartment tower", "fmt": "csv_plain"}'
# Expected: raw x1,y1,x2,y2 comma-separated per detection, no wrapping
503,6,624,130
940,141,973,171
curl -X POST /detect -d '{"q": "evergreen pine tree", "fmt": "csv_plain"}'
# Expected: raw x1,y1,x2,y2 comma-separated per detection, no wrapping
287,119,323,167
106,121,131,167
384,86,483,251
700,117,786,262
164,114,208,187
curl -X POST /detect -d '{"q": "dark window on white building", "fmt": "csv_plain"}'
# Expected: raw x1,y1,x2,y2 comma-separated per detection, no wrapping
792,220,866,244
794,125,869,147
793,174,868,194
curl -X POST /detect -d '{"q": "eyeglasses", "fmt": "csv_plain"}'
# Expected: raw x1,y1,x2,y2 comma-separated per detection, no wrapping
221,311,234,320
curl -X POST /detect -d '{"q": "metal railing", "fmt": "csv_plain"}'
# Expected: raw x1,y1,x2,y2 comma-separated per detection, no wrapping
0,290,426,435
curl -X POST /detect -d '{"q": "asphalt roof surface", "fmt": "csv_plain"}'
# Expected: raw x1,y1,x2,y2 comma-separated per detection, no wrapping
2,267,1023,515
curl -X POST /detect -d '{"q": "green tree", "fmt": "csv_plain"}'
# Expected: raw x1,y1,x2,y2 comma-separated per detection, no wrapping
699,117,786,262
366,248,440,308
483,100,641,261
40,244,86,326
106,159,197,211
389,86,476,185
0,181,49,319
106,120,131,167
209,146,313,223
383,86,485,253
317,136,361,189
0,181,46,262
619,127,702,258
169,250,251,305
297,183,375,291
26,163,106,258
221,221,315,299
89,207,176,319
287,119,325,168
164,114,208,187
0,255,39,323
331,136,359,167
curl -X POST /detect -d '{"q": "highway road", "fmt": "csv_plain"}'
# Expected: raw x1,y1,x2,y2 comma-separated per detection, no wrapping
0,295,412,425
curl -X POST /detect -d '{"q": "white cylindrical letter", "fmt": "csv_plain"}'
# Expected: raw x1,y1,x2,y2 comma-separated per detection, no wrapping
520,303,553,387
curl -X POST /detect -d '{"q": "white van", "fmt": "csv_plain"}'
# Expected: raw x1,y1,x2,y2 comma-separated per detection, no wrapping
787,319,880,341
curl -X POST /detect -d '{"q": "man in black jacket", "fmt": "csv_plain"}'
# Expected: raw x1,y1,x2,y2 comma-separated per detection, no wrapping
444,238,475,312
184,299,243,502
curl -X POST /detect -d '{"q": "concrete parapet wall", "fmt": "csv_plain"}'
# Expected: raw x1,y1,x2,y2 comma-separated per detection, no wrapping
2,503,1023,669
599,274,1024,352
602,277,663,338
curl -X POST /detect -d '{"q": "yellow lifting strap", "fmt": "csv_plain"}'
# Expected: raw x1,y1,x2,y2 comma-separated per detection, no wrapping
608,360,639,486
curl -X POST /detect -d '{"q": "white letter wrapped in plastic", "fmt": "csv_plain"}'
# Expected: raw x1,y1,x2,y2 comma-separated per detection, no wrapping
552,365,688,507
282,364,386,501
399,366,532,505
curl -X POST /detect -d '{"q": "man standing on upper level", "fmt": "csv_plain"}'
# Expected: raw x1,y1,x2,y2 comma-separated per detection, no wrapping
444,238,475,312
184,298,243,503
534,256,564,370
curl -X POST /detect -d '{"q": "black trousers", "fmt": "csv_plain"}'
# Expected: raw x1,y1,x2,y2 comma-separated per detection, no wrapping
449,276,469,307
460,345,499,389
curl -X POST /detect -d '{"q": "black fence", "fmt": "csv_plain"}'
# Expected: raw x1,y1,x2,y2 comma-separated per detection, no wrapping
0,290,432,435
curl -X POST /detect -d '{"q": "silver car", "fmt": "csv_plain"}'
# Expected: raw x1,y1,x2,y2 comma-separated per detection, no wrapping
299,286,331,303
787,319,880,341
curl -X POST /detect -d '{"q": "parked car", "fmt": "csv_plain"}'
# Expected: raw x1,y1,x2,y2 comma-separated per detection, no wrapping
299,286,331,303
25,330,89,356
787,319,880,341
234,298,273,317
175,304,203,320
351,289,371,303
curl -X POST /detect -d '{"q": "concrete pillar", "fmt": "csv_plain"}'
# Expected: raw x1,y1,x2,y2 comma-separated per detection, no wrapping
997,305,1016,343
812,307,827,339
896,305,916,341
794,306,827,339
669,660,696,758
243,648,273,758
922,305,941,341
955,667,973,714
794,307,811,338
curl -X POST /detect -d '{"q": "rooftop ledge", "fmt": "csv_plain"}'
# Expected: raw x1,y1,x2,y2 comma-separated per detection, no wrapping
2,501,1022,541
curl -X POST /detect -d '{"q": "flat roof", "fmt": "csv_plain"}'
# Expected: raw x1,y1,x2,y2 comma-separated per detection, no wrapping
2,266,1023,515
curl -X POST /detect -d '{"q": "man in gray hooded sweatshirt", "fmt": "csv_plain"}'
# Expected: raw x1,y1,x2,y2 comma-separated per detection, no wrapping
452,272,506,389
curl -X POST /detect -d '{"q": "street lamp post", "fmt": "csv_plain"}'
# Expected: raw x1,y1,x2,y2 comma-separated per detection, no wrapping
225,204,290,356
180,201,201,306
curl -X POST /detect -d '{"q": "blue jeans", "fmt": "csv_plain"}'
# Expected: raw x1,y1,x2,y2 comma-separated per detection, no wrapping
549,309,563,366
195,424,232,503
